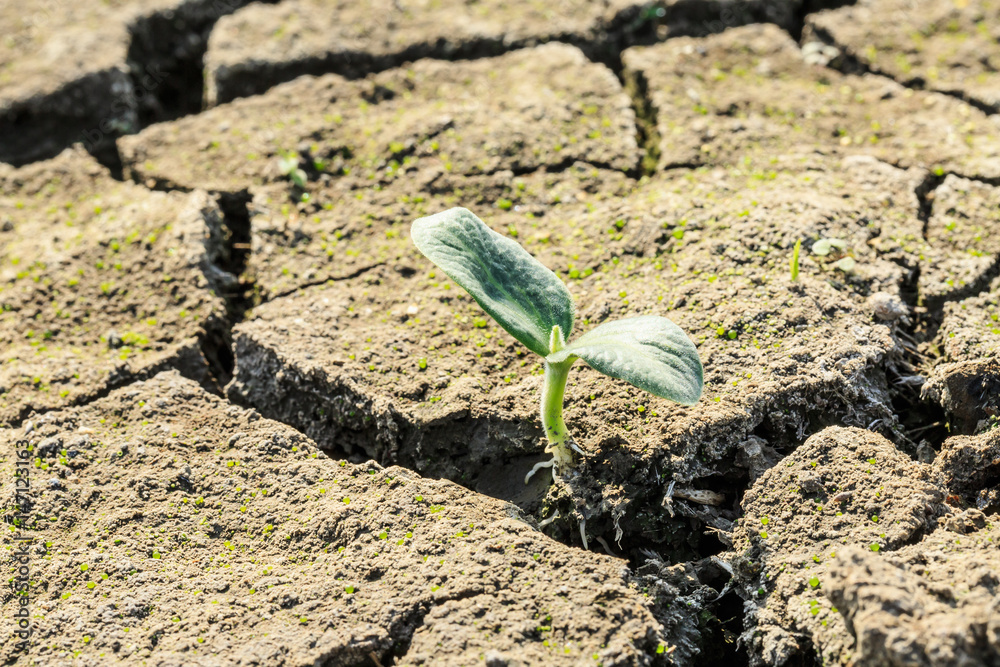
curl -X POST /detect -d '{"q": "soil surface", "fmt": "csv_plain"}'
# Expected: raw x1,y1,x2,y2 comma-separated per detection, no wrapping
2,1,999,666
805,0,1000,113
0,372,669,666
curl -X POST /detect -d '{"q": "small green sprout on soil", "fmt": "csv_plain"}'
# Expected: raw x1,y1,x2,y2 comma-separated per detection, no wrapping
411,208,704,484
812,237,855,273
790,239,801,282
277,151,307,188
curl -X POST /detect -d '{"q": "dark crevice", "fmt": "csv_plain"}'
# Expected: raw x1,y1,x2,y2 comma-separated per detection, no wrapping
125,0,281,126
662,161,705,172
5,338,223,430
882,294,950,453
697,589,750,667
508,156,631,179
86,137,126,181
210,36,571,106
0,69,133,167
194,190,256,386
117,169,256,389
214,191,255,324
127,175,195,193
265,263,386,302
194,315,236,394
876,173,1000,452
914,171,947,241
787,0,858,42
887,363,950,454
805,23,999,116
923,255,1000,314
854,153,1000,189
597,0,803,53
620,63,662,178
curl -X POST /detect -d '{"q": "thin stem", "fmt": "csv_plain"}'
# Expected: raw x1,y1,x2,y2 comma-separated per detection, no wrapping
541,358,574,470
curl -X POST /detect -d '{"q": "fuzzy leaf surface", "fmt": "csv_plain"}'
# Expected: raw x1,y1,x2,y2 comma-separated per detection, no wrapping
411,208,574,357
548,315,703,405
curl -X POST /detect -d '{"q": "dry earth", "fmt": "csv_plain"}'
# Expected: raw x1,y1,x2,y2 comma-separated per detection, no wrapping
2,1,999,666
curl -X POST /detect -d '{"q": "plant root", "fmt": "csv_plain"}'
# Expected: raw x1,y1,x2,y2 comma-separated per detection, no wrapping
537,509,561,528
595,536,616,557
524,459,556,485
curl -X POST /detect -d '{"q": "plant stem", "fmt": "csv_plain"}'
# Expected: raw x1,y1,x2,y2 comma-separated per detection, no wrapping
541,358,575,470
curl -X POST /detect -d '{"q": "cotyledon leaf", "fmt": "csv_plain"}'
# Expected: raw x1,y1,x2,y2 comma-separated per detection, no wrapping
411,208,574,357
547,315,703,405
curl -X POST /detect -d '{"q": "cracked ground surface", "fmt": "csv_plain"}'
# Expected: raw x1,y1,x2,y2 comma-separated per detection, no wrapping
2,1,999,666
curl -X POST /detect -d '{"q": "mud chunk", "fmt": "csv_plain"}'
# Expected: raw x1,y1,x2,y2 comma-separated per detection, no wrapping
0,0,260,165
204,0,622,106
203,0,805,106
0,371,667,666
806,0,1000,113
918,176,1000,305
121,44,640,194
622,23,1000,179
246,166,632,299
0,1,133,164
923,304,1000,436
935,428,1000,511
732,426,948,666
0,148,230,425
827,534,1000,667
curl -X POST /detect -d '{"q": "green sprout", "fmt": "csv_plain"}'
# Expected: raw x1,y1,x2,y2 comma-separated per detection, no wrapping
277,151,307,188
811,238,847,257
811,238,855,273
790,239,801,282
411,208,703,483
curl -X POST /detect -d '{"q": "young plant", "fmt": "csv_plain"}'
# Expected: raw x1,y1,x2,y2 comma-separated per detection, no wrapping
811,237,855,273
277,150,307,188
790,239,801,282
411,208,704,483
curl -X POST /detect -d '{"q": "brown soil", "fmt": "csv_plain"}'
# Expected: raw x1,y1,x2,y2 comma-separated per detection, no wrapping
2,2,999,666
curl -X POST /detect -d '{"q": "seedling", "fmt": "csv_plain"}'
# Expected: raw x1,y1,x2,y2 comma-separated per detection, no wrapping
277,151,307,188
810,238,846,256
811,237,855,273
411,208,703,483
790,239,801,282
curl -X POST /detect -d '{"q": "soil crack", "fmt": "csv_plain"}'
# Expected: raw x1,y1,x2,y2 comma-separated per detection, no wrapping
265,263,387,301
620,63,662,178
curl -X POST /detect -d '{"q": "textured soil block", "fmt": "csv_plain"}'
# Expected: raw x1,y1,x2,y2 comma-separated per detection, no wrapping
917,176,1000,306
246,165,634,299
0,371,674,666
0,0,259,166
0,148,232,426
622,23,1000,180
923,275,1000,435
121,43,640,195
825,534,1000,667
0,0,141,164
805,0,1000,113
731,425,1000,667
202,0,806,106
226,157,933,559
936,427,1000,512
919,179,999,436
